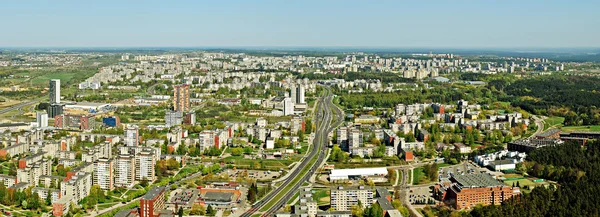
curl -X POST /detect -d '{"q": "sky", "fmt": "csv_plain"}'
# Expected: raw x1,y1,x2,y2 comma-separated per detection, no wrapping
0,0,599,48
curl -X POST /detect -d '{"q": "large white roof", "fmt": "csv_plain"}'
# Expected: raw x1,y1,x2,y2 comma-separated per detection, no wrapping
330,167,388,179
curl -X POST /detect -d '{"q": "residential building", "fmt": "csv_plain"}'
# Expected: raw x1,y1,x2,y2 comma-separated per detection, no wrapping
165,110,183,127
173,84,190,112
284,97,294,116
115,154,135,188
330,186,374,211
135,151,155,182
94,158,114,190
125,125,140,146
37,112,48,128
60,172,92,204
140,186,167,217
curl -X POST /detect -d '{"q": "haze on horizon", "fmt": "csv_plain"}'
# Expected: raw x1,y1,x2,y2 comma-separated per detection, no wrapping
1,0,599,48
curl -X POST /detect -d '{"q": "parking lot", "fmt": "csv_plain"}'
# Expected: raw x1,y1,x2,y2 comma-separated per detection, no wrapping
408,186,434,204
247,170,281,180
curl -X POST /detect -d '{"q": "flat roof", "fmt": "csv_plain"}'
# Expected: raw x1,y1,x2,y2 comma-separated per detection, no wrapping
143,186,166,200
330,167,388,177
453,173,504,188
537,128,562,137
203,191,234,202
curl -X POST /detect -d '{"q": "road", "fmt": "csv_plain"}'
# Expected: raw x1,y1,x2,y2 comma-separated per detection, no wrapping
0,100,38,115
240,86,343,217
529,115,545,138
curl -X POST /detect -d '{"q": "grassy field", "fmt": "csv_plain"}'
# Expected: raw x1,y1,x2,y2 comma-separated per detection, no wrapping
287,192,300,205
561,125,600,132
437,163,452,168
412,168,425,185
543,116,565,130
503,178,539,193
502,174,524,179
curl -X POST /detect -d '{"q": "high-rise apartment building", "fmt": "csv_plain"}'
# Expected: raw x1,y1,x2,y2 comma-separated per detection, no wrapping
124,125,140,146
115,155,135,188
173,84,190,111
94,158,113,190
135,151,155,182
284,97,294,116
37,112,48,128
165,110,183,127
290,84,297,104
297,85,305,104
49,79,61,104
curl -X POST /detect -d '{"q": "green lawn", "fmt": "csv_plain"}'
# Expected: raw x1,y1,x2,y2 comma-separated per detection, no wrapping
561,125,600,132
503,178,539,193
437,163,452,168
412,168,425,185
543,116,565,130
287,191,300,205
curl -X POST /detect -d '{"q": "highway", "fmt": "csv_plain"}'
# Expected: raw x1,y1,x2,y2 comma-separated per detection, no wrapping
240,86,343,217
0,100,38,115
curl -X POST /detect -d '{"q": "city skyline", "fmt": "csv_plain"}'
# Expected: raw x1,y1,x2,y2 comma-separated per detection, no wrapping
1,0,599,48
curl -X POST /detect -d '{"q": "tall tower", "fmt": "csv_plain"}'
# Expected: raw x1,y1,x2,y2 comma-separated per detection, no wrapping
173,84,190,111
290,84,297,105
49,79,60,104
297,85,305,104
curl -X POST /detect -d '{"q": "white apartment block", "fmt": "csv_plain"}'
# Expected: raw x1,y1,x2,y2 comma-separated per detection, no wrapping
0,174,16,188
135,151,155,182
124,125,140,146
330,186,374,211
115,155,135,188
61,172,92,203
94,158,113,190
33,187,60,203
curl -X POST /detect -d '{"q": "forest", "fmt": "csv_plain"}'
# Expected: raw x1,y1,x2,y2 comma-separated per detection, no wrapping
506,76,600,126
466,141,600,217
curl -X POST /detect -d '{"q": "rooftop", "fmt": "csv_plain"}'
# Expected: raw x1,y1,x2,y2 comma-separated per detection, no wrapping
143,186,166,200
537,128,562,137
453,173,504,188
202,191,234,202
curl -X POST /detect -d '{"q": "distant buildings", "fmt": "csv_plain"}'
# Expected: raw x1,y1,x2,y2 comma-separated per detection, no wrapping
173,84,190,112
102,116,121,127
165,110,183,127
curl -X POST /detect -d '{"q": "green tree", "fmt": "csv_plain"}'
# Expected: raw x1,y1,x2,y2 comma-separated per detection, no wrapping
207,205,215,215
